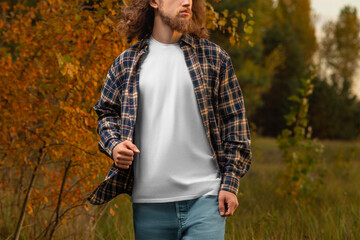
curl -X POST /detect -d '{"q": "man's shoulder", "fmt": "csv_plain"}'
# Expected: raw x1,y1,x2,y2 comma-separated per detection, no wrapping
122,41,142,56
113,41,141,66
118,41,140,60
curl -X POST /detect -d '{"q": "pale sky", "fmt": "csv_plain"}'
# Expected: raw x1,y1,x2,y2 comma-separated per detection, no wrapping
310,0,360,97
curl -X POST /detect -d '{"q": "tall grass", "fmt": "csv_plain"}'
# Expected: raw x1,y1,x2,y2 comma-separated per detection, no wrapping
1,137,359,239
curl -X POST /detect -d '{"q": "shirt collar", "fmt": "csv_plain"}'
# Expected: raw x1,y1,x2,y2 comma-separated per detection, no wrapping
138,32,196,51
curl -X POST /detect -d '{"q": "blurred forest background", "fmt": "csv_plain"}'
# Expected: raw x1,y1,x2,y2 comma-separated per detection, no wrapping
0,0,359,239
210,0,360,140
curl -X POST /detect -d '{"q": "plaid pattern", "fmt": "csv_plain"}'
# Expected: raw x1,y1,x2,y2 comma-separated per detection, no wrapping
86,33,252,205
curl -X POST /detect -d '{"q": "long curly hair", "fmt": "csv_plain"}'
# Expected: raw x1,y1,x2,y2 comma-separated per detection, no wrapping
117,0,209,43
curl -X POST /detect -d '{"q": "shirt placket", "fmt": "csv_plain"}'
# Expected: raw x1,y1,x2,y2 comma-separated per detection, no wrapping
130,45,149,144
181,45,221,173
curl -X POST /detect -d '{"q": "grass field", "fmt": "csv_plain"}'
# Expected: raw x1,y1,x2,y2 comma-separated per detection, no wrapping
1,137,359,239
81,136,360,240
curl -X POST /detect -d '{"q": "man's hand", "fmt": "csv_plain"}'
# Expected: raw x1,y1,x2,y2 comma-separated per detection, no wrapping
218,190,239,217
112,140,140,169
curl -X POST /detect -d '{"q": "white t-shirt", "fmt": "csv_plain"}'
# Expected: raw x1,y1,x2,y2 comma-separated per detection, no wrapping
131,35,221,203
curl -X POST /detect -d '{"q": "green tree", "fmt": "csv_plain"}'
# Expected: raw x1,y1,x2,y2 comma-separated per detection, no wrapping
308,76,360,140
308,5,360,140
253,0,317,137
209,0,284,118
276,65,324,200
320,6,360,97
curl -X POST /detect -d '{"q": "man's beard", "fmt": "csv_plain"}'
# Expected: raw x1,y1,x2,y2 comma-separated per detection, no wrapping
158,3,192,33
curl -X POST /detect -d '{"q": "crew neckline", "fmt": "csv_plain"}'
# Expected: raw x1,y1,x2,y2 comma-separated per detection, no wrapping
150,35,179,46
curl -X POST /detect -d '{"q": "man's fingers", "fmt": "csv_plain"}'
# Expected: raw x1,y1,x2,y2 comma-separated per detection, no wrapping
218,196,226,216
118,148,135,157
218,190,239,217
123,140,140,153
115,154,133,161
113,141,139,165
116,163,130,169
116,159,133,165
224,200,238,216
224,201,234,216
114,150,134,168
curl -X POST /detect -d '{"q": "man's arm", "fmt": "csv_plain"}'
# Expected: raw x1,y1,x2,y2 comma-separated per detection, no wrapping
217,53,252,196
93,60,123,160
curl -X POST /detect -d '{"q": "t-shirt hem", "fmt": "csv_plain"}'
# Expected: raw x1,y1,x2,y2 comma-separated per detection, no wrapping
131,190,219,203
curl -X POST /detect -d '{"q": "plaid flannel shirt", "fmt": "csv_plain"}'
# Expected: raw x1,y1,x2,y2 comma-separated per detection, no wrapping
86,33,252,205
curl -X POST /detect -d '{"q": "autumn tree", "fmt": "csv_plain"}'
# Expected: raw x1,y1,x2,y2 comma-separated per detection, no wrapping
0,0,127,238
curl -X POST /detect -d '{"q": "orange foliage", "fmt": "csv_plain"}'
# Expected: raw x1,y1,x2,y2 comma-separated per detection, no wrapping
0,0,129,237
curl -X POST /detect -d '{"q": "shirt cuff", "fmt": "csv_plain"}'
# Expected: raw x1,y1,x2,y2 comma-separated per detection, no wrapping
220,174,240,196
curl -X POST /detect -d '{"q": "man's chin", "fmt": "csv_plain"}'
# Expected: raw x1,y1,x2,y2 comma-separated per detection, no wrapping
173,26,190,34
174,20,191,32
160,14,191,34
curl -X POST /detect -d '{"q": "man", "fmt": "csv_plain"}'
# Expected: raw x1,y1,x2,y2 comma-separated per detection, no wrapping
87,0,252,239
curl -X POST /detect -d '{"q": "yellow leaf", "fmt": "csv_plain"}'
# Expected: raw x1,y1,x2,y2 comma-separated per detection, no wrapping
218,19,226,27
221,9,228,18
104,16,113,25
241,13,246,22
109,207,115,216
247,8,254,17
244,25,253,34
230,18,238,28
229,36,236,46
88,16,95,24
27,204,33,217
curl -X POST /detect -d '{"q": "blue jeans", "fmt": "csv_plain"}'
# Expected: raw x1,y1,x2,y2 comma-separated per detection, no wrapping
132,195,226,240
